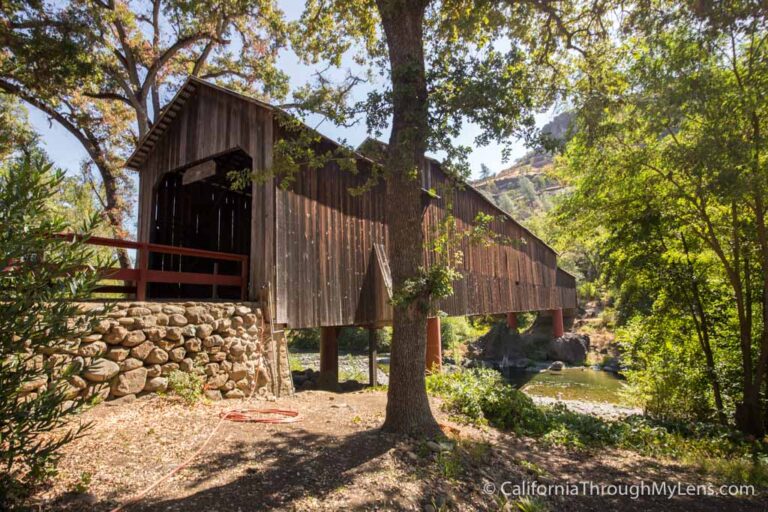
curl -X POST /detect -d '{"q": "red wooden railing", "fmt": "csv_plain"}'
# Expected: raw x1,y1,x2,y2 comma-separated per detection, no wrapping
56,234,249,300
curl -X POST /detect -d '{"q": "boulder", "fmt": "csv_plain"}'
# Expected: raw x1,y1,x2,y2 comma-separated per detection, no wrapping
145,347,169,365
228,362,248,381
179,358,195,372
93,319,112,334
103,326,128,344
83,359,120,382
165,327,183,341
143,377,168,393
547,333,590,364
111,368,148,397
118,317,137,328
145,327,166,342
120,358,144,372
130,341,155,361
185,306,207,324
78,341,107,357
105,347,130,362
162,305,185,315
207,372,229,389
184,338,202,352
204,389,222,401
169,314,188,327
68,375,87,390
127,307,151,317
161,362,179,375
123,330,146,346
549,361,564,371
155,313,169,326
234,305,251,316
169,347,186,363
196,324,213,338
224,389,245,399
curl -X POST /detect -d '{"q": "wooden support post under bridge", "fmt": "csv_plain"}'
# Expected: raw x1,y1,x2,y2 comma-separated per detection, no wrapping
550,309,564,338
506,312,518,331
319,326,339,390
426,317,442,373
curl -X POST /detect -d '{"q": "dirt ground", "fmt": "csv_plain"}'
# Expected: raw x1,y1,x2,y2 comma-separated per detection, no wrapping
34,390,766,512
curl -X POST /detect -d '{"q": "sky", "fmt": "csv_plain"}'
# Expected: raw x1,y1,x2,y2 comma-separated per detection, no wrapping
27,2,548,185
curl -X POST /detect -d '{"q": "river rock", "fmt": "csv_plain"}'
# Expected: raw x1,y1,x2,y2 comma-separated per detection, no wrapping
120,358,143,372
105,347,130,362
145,347,169,365
196,324,213,338
143,376,168,392
169,314,188,327
547,333,590,364
185,306,207,324
78,341,107,357
83,359,120,382
130,341,155,361
169,347,186,362
111,368,148,397
104,326,128,344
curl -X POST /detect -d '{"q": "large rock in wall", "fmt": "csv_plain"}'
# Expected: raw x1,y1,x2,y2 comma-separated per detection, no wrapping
40,302,294,402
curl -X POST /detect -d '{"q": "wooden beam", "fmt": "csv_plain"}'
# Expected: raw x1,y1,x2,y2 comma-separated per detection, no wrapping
426,317,442,373
318,326,339,390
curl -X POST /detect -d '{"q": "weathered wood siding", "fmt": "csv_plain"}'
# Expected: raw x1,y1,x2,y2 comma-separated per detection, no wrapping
132,79,576,328
422,160,575,317
274,142,576,328
135,84,274,298
273,137,389,327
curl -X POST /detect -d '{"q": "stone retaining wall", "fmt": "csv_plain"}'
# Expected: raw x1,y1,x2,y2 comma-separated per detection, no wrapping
33,302,294,403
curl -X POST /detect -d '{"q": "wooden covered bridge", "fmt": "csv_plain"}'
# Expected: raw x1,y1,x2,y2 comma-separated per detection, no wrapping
116,77,576,387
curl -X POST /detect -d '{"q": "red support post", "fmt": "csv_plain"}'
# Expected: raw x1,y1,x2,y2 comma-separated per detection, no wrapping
319,326,339,390
136,243,148,301
426,316,442,373
550,308,564,338
506,312,518,331
239,258,248,301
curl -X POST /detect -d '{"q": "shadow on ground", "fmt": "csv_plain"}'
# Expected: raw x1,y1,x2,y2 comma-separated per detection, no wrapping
130,427,417,511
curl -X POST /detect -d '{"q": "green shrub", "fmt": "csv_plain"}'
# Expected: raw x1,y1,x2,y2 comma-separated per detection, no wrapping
426,369,546,433
168,370,204,404
287,327,392,353
440,316,487,363
426,368,768,485
0,155,108,506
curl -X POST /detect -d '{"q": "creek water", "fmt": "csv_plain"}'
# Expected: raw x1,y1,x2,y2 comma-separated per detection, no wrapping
504,367,628,404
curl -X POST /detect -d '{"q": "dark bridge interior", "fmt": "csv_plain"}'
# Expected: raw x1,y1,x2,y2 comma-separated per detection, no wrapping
148,149,252,299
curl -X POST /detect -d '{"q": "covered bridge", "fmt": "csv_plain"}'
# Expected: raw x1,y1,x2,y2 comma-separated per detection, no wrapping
125,77,577,384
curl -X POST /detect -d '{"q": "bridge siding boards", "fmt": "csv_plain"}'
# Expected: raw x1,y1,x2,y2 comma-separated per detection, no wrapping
131,78,576,329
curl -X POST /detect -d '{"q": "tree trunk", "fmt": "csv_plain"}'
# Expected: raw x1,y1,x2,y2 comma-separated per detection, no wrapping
98,161,131,269
680,234,727,425
376,0,440,436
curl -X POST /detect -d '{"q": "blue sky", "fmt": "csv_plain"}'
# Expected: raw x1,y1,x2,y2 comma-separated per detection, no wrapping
28,2,546,184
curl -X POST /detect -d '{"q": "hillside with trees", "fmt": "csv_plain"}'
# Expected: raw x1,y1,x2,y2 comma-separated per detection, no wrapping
473,113,571,221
